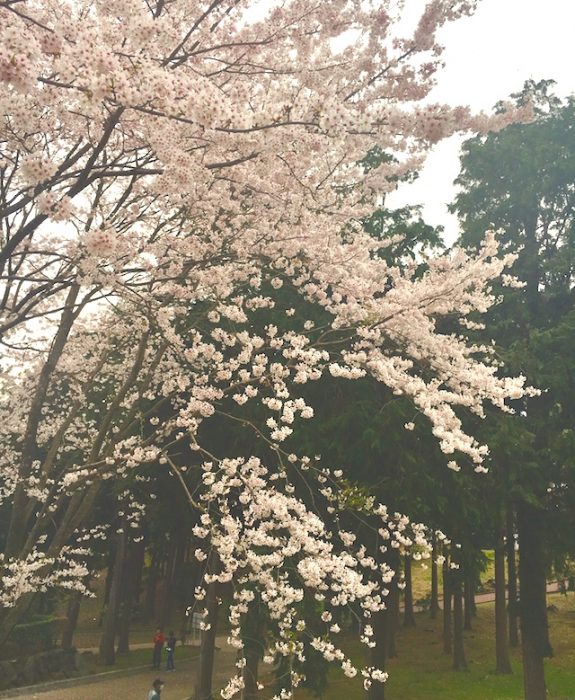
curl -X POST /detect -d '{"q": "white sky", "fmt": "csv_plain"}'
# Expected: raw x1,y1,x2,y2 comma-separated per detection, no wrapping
386,0,575,244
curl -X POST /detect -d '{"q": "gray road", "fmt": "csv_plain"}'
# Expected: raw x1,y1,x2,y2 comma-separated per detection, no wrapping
2,648,238,700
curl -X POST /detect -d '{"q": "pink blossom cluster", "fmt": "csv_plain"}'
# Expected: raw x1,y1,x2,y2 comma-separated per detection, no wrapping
82,227,118,258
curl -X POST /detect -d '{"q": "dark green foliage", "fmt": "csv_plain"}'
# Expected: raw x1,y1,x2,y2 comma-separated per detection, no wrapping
452,81,575,535
11,616,65,656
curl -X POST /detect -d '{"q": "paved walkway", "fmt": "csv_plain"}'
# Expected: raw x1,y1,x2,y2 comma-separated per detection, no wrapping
0,639,238,700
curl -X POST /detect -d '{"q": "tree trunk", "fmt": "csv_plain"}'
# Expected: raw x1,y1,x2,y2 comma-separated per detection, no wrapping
242,603,264,700
387,551,401,658
403,555,416,627
103,545,115,608
518,501,551,700
61,591,82,651
495,524,512,674
243,646,260,700
365,605,387,700
145,547,160,621
99,529,127,666
4,285,80,559
195,558,220,700
463,566,476,630
506,505,519,648
442,557,452,655
117,540,139,654
430,533,439,620
452,577,467,671
158,538,177,628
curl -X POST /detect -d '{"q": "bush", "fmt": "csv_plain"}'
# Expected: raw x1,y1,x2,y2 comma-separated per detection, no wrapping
12,616,66,656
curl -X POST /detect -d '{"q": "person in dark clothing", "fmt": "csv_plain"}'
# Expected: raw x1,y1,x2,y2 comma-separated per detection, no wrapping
148,678,164,699
152,628,165,670
166,630,177,671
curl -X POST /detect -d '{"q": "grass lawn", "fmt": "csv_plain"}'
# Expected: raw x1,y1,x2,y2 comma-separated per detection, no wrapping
76,642,200,676
260,592,575,700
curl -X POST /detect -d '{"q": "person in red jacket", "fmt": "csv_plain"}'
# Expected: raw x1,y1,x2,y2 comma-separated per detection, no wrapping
152,628,166,670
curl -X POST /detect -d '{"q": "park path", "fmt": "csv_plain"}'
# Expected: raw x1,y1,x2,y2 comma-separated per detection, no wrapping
0,581,565,700
0,637,238,700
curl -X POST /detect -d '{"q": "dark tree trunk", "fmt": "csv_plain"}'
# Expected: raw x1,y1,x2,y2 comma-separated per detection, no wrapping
103,544,115,608
403,555,416,627
99,529,127,666
495,523,512,674
158,537,177,629
506,505,519,648
463,574,474,631
430,533,440,620
442,557,452,655
386,551,401,658
145,546,160,621
131,538,146,608
452,577,467,671
518,501,552,700
61,591,82,651
117,540,139,654
365,605,387,700
195,557,220,700
242,603,264,700
243,646,260,700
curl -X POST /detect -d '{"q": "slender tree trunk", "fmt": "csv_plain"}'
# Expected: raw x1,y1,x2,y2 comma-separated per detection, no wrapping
131,538,146,608
61,591,82,651
117,540,139,654
387,551,401,658
518,501,551,700
5,285,80,559
103,545,115,608
242,603,264,700
365,605,387,700
158,538,177,628
195,556,220,700
180,547,200,647
145,547,160,621
403,555,416,627
442,557,452,655
452,577,467,671
430,533,439,620
495,523,512,674
506,505,519,648
243,647,260,700
99,529,127,666
463,574,472,630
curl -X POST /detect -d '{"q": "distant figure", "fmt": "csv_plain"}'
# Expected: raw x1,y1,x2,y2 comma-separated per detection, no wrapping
152,628,166,670
166,630,177,671
148,678,164,700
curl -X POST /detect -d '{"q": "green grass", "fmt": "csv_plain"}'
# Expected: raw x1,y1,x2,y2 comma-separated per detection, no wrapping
79,643,199,675
261,593,575,700
410,550,497,604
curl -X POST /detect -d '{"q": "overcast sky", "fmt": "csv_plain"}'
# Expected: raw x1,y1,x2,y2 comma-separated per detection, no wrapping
387,0,575,243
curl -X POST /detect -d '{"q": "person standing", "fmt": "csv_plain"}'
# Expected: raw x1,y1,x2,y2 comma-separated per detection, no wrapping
166,630,177,671
148,678,164,700
152,628,165,670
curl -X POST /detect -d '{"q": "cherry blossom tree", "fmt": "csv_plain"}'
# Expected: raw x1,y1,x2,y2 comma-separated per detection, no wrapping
0,0,536,695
